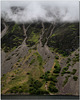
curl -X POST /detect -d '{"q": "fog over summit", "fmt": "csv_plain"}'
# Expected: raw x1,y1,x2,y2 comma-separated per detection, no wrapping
1,1,79,23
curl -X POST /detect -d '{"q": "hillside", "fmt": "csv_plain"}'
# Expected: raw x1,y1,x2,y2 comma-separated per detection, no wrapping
1,19,79,95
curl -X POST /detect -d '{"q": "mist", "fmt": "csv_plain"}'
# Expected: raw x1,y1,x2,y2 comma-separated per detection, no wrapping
1,0,79,23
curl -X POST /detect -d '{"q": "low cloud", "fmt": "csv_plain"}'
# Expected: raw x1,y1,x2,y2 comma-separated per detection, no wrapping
1,1,79,23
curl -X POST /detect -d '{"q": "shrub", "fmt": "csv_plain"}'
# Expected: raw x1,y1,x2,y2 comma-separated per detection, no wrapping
54,74,59,77
48,82,58,93
71,69,77,75
29,79,42,89
34,80,42,89
65,71,71,74
18,65,21,68
61,66,69,76
35,89,49,95
62,51,68,57
66,58,71,63
63,67,68,71
72,54,79,63
49,81,55,86
63,76,69,87
46,71,50,73
29,87,49,95
67,63,71,67
53,66,61,73
17,59,21,62
73,76,78,81
11,75,14,77
55,55,59,59
40,75,44,79
54,65,58,68
40,71,58,83
29,79,43,95
53,60,61,73
29,87,37,94
9,86,19,93
49,76,57,82
61,71,65,76
43,73,50,81
27,72,30,75
18,89,23,93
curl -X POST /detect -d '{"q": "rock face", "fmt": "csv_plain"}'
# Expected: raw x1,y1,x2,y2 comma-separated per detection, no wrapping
1,19,79,95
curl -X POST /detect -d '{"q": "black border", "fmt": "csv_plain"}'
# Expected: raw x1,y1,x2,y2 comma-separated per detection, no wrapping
1,95,79,100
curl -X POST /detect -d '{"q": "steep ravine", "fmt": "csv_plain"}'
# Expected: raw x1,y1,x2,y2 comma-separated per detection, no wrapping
37,22,56,71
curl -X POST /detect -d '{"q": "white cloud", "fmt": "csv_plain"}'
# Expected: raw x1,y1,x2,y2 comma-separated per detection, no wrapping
1,0,79,23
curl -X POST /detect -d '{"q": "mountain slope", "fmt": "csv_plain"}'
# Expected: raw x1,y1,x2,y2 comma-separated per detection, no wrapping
1,19,79,95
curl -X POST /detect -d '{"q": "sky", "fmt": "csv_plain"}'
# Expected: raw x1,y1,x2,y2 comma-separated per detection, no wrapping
1,0,79,23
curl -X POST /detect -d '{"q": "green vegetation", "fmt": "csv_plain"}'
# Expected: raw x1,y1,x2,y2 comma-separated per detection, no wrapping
73,76,78,81
71,69,77,75
61,66,69,76
53,65,61,73
28,78,49,95
33,52,43,66
61,63,71,76
48,23,79,56
26,24,41,47
63,75,70,87
2,22,79,95
40,60,60,93
40,72,57,82
26,31,39,47
48,81,58,93
61,65,77,76
66,58,71,63
40,71,50,81
41,38,47,47
72,54,79,64
8,83,29,94
55,55,59,59
67,63,71,67
2,24,24,52
53,60,61,73
40,69,59,93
